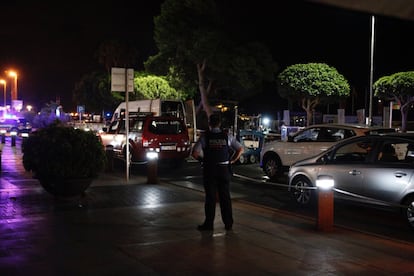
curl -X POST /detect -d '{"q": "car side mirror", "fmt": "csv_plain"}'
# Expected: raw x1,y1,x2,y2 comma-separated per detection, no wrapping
319,153,330,163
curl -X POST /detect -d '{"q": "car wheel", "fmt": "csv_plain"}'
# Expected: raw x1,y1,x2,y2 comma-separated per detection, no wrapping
291,176,314,205
239,154,246,164
249,154,256,163
263,156,282,179
403,195,414,229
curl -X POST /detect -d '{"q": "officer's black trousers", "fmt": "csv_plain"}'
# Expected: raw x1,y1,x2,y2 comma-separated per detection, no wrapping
202,164,233,227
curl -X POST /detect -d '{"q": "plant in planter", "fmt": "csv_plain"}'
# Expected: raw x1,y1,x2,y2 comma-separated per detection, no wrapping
22,120,106,197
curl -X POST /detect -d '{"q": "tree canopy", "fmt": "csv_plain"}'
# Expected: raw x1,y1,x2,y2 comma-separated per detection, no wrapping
134,74,182,100
277,63,350,126
95,40,140,74
72,71,121,114
71,40,141,113
144,0,278,121
73,71,185,114
374,71,414,132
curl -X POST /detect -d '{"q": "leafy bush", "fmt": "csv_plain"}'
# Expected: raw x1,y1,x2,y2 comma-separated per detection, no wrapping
22,121,106,179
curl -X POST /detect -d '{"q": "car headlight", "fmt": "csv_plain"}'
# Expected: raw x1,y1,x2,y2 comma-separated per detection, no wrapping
146,151,159,160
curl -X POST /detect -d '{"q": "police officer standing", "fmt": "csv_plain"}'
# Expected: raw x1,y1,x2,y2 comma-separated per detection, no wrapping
192,114,244,231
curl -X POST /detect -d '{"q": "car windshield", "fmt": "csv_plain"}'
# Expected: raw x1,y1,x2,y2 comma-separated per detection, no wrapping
292,126,354,142
0,119,18,125
367,128,397,134
293,128,318,142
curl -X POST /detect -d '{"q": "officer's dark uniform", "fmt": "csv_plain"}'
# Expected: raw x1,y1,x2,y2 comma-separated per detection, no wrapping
201,130,233,230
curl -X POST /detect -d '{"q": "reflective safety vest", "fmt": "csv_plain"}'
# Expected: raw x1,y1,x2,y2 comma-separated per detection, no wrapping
203,131,230,165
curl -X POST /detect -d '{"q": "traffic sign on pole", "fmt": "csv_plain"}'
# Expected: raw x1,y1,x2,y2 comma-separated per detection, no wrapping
111,67,134,182
111,67,134,92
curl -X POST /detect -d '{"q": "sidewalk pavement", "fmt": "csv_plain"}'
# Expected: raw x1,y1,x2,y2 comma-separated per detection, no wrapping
1,139,414,275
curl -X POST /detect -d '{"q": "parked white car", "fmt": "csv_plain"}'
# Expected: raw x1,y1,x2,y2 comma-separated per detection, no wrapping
259,123,396,179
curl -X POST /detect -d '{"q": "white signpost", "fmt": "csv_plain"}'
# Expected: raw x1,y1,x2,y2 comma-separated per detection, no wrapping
111,68,134,92
111,67,134,181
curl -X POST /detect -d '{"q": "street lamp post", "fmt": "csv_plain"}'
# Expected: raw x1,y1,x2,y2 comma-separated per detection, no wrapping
7,71,18,102
0,79,6,107
368,15,375,126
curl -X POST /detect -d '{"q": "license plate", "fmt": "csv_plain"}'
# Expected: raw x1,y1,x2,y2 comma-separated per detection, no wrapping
161,145,176,150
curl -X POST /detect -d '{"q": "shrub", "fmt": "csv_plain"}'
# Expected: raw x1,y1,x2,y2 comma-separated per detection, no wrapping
22,121,106,179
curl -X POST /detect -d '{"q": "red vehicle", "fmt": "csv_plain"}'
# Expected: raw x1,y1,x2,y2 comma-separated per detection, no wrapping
99,114,191,165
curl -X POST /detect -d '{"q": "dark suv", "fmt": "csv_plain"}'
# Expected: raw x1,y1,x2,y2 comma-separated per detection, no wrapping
99,115,191,164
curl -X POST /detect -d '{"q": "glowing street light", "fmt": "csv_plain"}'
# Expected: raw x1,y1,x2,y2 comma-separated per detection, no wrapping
262,117,270,127
0,79,6,107
7,70,18,102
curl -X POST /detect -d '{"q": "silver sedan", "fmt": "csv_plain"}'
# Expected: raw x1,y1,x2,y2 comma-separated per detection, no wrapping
288,133,414,228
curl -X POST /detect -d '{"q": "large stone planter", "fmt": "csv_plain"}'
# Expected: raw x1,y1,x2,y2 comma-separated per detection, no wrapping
38,177,94,198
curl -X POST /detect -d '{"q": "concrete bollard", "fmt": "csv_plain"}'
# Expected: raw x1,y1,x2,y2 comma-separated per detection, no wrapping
146,151,159,184
316,175,335,232
105,147,114,172
10,132,17,147
21,133,29,153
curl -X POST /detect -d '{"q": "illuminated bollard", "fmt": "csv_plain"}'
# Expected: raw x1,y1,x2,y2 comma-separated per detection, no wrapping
146,151,159,184
316,175,335,232
21,132,29,152
10,131,17,147
0,130,6,144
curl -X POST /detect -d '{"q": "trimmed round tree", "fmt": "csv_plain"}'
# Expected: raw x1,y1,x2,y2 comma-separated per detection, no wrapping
277,63,350,126
374,71,414,132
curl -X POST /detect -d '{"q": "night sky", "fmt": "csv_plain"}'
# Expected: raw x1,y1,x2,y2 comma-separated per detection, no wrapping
1,1,161,110
1,1,413,116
